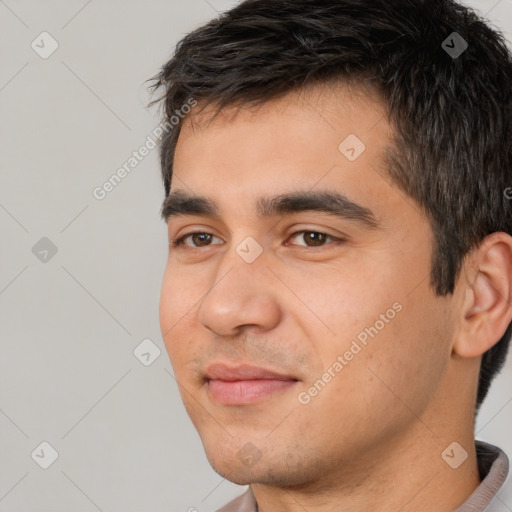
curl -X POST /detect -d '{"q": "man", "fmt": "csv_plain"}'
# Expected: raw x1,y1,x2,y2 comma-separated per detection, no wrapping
151,0,512,510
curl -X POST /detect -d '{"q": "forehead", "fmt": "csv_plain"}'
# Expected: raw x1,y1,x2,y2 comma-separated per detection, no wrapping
171,82,408,225
177,82,384,164
180,80,386,141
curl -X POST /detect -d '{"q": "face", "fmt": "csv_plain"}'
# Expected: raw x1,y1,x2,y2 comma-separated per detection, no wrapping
159,83,455,487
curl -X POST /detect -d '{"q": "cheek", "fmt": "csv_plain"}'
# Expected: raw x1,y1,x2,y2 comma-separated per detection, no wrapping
159,260,203,320
287,249,444,392
276,257,398,356
159,266,176,336
159,264,200,358
351,283,452,418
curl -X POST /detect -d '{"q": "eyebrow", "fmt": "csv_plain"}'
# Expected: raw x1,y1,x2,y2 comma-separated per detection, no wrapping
162,189,381,230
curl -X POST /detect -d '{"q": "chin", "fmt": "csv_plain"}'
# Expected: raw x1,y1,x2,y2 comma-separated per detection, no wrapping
217,470,258,486
207,457,259,484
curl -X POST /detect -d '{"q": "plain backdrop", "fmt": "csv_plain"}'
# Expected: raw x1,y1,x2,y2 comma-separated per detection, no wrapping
1,1,511,511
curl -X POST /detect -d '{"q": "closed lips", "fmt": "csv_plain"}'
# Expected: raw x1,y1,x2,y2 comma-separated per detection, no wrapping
204,363,298,381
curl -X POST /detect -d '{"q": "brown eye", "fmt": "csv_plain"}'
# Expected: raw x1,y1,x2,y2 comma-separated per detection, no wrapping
288,230,336,247
191,233,212,246
303,232,327,246
172,232,222,248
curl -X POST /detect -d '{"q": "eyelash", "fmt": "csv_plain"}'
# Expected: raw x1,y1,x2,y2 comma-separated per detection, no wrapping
170,230,344,249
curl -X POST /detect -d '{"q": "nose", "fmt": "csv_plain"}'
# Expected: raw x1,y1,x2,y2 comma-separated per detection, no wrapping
197,250,282,337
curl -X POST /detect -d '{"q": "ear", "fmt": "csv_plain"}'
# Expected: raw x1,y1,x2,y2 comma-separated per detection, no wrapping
453,232,512,358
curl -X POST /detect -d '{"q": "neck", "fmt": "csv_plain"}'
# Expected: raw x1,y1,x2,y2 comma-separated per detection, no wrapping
250,422,481,512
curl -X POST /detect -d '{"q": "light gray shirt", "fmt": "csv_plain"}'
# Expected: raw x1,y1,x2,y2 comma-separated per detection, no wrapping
216,441,509,512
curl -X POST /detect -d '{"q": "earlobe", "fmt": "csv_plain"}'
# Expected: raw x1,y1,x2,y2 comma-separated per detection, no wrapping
453,233,512,359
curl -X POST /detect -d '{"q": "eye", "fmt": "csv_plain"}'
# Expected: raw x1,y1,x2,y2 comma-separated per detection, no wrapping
171,232,223,248
287,230,339,247
170,229,343,250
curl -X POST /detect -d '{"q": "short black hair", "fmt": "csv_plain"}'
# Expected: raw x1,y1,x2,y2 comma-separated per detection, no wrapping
150,0,512,413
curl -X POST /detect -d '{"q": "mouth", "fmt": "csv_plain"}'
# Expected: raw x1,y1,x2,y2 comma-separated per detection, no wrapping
204,362,299,405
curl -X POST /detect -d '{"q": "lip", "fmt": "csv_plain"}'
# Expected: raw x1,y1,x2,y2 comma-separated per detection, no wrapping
204,362,296,381
204,362,299,405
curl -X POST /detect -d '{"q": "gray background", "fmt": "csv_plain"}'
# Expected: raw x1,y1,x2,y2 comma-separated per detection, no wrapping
0,1,511,511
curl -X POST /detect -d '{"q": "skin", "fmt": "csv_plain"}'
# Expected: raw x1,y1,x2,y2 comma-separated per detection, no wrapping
159,82,512,512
